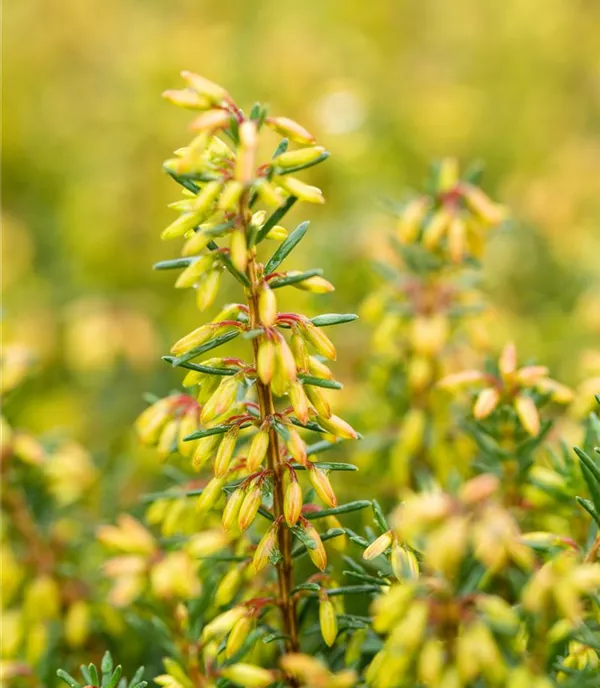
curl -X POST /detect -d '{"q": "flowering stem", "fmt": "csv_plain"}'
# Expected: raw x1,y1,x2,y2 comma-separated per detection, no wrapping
246,229,300,659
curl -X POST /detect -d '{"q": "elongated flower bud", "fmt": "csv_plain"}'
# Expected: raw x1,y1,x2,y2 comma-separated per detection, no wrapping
448,216,466,263
286,426,307,465
514,394,540,436
182,228,212,256
180,71,230,104
196,477,225,514
226,613,255,658
422,209,450,249
284,480,302,527
291,332,310,370
201,376,239,423
238,484,263,531
219,180,245,212
229,229,248,273
177,409,199,457
257,338,275,385
189,109,231,132
319,595,338,647
135,397,174,445
318,414,358,440
308,467,337,508
236,120,258,185
292,275,335,294
289,381,310,424
193,180,224,216
473,387,500,420
276,176,324,204
175,255,213,288
303,522,327,571
196,269,222,312
391,543,420,580
275,335,298,386
161,211,205,240
171,324,215,356
272,146,326,168
157,420,178,458
363,531,393,561
252,522,279,573
192,433,221,470
305,385,331,419
220,664,275,688
247,428,270,472
162,88,211,109
222,488,246,532
302,322,336,360
308,356,333,380
258,283,277,327
266,116,315,144
462,183,505,224
201,605,246,642
499,342,517,378
214,427,239,477
254,178,283,207
265,224,288,240
214,566,243,607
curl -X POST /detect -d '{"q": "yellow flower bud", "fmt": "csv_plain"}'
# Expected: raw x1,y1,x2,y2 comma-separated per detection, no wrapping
196,269,222,311
226,614,255,658
177,409,198,457
161,211,204,240
274,336,297,390
422,209,450,249
252,523,279,573
473,387,500,419
437,369,486,390
275,176,324,204
214,427,239,477
266,116,315,144
409,314,449,356
308,355,333,380
514,394,540,436
391,544,419,580
292,275,335,294
255,178,284,207
202,605,247,642
438,157,459,191
186,530,229,558
162,88,211,109
318,414,358,440
272,146,326,168
24,575,60,621
284,480,302,527
286,426,307,465
304,384,331,419
135,397,174,445
499,342,517,378
265,224,288,240
201,376,240,423
192,433,221,471
230,229,248,273
97,514,156,555
246,429,270,472
304,522,327,571
319,595,338,646
302,322,336,360
11,432,45,465
308,467,337,508
171,324,215,356
291,333,310,370
236,121,258,185
214,566,244,607
157,420,178,458
196,477,225,514
238,484,263,531
189,109,231,132
180,71,230,104
219,180,245,212
397,197,428,243
462,183,505,225
363,531,393,561
220,664,275,688
289,381,310,424
175,255,213,288
258,283,277,327
448,215,467,263
417,638,445,685
257,338,276,385
181,228,212,256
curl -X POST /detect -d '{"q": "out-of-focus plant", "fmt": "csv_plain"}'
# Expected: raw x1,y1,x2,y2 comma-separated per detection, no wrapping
359,159,507,489
1,347,101,687
57,651,147,688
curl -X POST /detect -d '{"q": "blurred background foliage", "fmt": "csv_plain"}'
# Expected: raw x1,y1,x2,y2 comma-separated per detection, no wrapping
3,0,600,612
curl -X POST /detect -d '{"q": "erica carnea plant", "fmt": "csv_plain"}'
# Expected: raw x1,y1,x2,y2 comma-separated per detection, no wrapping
125,72,371,686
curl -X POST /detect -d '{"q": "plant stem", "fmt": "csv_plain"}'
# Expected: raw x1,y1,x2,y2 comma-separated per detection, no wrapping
246,244,300,660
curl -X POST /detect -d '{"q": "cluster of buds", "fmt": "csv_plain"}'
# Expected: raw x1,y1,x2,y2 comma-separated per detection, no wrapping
128,73,366,684
364,477,600,688
394,157,508,263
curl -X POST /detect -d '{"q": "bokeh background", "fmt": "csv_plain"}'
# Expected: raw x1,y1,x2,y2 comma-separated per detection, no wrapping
3,0,600,577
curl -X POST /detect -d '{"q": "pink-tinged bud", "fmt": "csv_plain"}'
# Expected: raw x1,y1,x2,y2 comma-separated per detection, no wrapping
266,116,316,144
459,474,499,504
162,88,211,109
319,595,338,647
302,322,336,360
180,71,230,104
292,275,335,294
461,183,506,225
514,365,549,386
229,229,248,274
291,333,310,370
220,664,275,688
196,269,222,312
391,543,419,580
473,387,500,420
219,180,245,212
226,614,255,658
171,324,215,356
252,522,280,573
254,178,284,207
286,427,307,465
276,176,325,204
222,488,246,532
201,376,239,423
303,522,327,571
161,211,205,240
363,531,393,561
235,120,258,185
305,385,331,419
238,484,263,531
214,427,239,478
448,216,467,263
257,338,276,385
196,477,225,514
276,336,298,385
318,414,358,440
258,283,277,327
284,480,302,527
308,467,337,508
422,209,450,249
246,428,270,472
514,394,541,436
189,109,231,132
272,145,326,168
289,382,310,424
192,433,221,471
437,370,486,390
499,342,517,378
